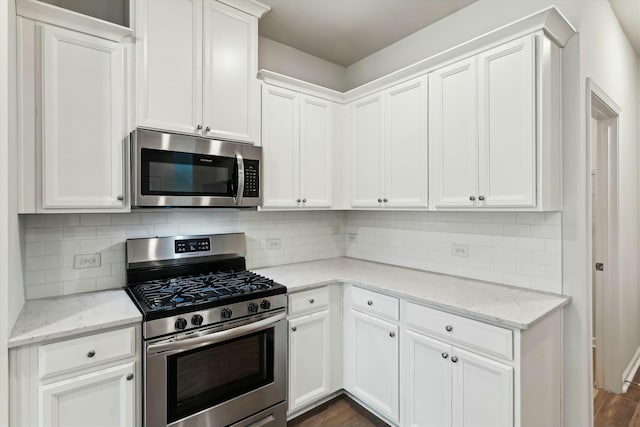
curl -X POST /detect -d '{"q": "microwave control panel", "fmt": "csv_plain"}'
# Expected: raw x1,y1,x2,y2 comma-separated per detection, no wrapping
175,238,211,254
243,160,260,198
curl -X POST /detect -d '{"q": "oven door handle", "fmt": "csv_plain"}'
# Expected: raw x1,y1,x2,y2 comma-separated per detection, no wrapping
147,312,285,355
235,151,244,206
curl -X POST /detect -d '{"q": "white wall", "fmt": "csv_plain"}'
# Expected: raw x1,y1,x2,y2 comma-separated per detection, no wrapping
259,36,347,91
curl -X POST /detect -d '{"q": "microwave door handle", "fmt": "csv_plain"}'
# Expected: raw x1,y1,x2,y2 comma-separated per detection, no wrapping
235,151,244,206
147,312,285,355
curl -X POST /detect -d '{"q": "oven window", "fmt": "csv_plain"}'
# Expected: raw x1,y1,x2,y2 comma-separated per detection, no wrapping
166,329,274,423
141,148,237,197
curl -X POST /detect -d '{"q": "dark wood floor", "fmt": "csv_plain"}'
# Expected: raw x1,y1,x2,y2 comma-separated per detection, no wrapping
595,369,640,427
288,396,388,427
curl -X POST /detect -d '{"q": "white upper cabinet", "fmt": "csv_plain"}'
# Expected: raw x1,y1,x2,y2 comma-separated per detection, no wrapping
384,77,428,208
136,0,203,135
202,0,257,142
136,0,262,143
429,58,478,208
351,76,428,209
351,93,385,208
40,24,126,210
261,84,333,209
478,36,535,207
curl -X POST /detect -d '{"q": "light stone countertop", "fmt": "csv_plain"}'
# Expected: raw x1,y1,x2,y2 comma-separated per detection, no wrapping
9,290,141,348
254,257,570,330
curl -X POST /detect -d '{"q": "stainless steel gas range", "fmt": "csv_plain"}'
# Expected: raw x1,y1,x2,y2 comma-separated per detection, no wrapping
125,233,287,427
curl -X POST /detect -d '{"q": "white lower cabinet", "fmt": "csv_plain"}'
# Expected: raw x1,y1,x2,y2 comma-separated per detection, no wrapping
403,330,513,427
40,362,136,427
10,325,141,427
288,310,331,412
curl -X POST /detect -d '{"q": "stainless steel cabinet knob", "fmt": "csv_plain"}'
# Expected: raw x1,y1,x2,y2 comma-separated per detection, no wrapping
126,374,134,381
196,124,203,130
291,326,297,332
389,332,396,337
377,198,383,203
309,299,315,304
367,300,373,306
87,350,96,358
116,195,124,201
445,325,453,332
383,198,388,203
302,199,307,203
479,196,486,201
442,352,449,359
451,356,458,363
205,126,211,132
469,196,476,201
297,199,301,203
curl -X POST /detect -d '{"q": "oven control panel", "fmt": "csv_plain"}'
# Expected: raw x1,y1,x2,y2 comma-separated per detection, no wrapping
175,238,211,254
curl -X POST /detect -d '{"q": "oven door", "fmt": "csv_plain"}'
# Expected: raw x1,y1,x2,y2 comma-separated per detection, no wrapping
145,312,287,427
132,129,261,208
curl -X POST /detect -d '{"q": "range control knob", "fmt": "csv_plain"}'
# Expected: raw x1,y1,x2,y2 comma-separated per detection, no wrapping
191,314,204,326
175,318,188,330
248,303,259,313
260,300,271,310
221,308,233,319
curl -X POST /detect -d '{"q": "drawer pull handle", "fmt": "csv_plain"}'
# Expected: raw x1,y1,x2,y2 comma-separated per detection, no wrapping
451,356,458,363
389,332,396,338
87,350,96,358
442,352,449,359
309,299,315,304
126,374,134,381
291,326,297,332
445,325,453,332
367,300,373,306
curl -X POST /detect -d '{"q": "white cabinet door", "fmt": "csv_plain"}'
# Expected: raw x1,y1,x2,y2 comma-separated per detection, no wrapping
203,0,257,143
39,362,136,427
384,76,428,208
351,93,384,208
346,310,399,423
300,95,332,208
136,0,203,135
261,85,300,208
289,310,331,413
40,24,125,209
429,57,478,208
404,330,452,427
452,348,513,427
478,36,536,208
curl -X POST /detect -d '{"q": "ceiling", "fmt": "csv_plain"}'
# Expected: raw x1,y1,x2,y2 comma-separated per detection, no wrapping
258,0,478,66
609,0,640,55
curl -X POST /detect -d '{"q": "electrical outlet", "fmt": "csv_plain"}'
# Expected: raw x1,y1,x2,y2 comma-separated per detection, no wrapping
74,253,101,269
451,244,469,258
266,238,281,249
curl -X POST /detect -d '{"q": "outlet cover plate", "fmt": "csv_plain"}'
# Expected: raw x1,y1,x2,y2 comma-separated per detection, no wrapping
451,244,469,258
74,253,101,269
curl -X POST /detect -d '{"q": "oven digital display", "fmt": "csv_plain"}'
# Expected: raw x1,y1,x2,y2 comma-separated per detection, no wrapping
175,238,211,254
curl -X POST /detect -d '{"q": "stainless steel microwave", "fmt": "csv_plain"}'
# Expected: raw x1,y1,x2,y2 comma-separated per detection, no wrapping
131,129,261,208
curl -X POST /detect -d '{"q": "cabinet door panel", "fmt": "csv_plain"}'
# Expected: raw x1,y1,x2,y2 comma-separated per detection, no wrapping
404,331,451,427
300,95,332,208
40,362,136,427
429,58,478,208
261,85,300,207
203,0,257,143
452,348,513,427
40,24,125,209
384,76,428,208
348,310,398,422
136,0,202,135
351,93,384,208
478,36,536,207
289,310,331,412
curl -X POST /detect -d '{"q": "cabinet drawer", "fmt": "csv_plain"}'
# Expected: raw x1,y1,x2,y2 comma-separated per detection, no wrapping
289,287,329,316
350,286,399,321
39,327,136,379
406,303,512,360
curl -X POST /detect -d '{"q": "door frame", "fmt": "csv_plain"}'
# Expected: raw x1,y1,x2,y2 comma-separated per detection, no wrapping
586,78,620,393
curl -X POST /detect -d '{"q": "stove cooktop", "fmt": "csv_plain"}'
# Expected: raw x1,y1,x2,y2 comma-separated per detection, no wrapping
128,270,286,320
